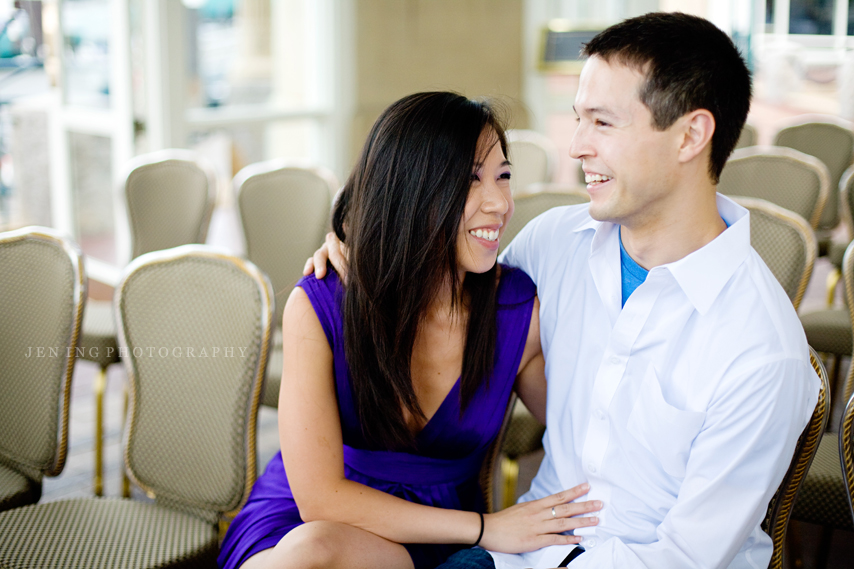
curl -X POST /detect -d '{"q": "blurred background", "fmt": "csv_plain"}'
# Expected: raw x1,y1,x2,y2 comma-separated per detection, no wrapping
0,0,850,271
2,3,853,566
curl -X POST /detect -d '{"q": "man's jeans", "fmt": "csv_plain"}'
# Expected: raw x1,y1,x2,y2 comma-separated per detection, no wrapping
434,548,495,569
435,546,585,568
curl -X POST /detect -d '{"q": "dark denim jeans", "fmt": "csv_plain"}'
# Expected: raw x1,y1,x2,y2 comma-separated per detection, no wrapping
434,546,585,568
434,548,495,569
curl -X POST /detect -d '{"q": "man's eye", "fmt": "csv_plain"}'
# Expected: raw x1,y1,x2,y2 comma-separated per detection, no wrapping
596,120,610,127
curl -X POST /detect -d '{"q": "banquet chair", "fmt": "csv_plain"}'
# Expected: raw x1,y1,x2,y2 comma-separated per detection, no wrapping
235,160,339,408
841,393,854,529
764,347,830,569
772,114,854,250
790,241,854,568
0,227,85,512
506,129,559,196
800,238,854,397
719,146,830,230
735,122,758,150
499,190,590,254
731,197,817,312
824,166,854,306
0,245,273,568
479,392,518,513
78,149,217,496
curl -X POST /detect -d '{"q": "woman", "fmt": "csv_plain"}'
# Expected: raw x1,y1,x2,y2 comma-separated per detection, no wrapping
218,92,599,569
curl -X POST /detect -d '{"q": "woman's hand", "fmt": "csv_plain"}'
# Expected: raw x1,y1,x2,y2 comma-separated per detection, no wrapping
479,483,600,554
303,232,350,280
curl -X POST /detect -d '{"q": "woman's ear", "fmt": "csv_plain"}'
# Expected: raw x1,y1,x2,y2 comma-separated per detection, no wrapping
677,109,715,164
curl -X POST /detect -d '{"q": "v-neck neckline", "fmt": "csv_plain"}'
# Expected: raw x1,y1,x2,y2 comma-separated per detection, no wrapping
413,375,461,444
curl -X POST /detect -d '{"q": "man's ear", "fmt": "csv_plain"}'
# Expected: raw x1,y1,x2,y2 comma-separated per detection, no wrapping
677,109,715,164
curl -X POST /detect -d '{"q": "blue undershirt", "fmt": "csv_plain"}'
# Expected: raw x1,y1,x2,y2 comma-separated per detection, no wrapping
619,219,730,307
619,227,649,307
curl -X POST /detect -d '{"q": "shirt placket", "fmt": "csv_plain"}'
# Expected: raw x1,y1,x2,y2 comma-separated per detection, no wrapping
577,270,664,550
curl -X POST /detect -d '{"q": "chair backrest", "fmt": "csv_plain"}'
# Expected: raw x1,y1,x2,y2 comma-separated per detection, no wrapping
763,346,830,569
479,392,517,514
235,161,338,327
839,166,854,241
719,146,830,229
735,123,759,150
500,190,590,253
731,197,817,312
839,240,854,405
115,245,273,521
506,130,559,196
122,149,218,260
841,392,854,531
0,227,85,480
772,114,854,230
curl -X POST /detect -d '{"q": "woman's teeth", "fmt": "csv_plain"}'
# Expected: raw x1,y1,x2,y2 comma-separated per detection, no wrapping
470,229,498,242
585,173,613,184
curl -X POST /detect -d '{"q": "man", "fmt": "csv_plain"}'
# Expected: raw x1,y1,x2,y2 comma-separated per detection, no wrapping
441,11,817,569
310,12,818,568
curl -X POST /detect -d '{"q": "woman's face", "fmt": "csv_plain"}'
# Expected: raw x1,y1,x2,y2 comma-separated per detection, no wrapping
457,132,514,276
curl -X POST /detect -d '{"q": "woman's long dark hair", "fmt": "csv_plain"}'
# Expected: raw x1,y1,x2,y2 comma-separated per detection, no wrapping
332,92,508,450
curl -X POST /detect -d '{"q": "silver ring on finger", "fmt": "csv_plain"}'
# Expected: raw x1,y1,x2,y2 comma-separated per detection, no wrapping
551,506,557,519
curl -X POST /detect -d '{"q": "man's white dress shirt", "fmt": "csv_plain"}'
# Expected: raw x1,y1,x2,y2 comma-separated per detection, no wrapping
491,195,818,568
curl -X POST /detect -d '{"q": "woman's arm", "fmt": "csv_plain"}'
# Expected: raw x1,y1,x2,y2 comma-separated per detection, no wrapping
278,288,598,553
513,297,547,424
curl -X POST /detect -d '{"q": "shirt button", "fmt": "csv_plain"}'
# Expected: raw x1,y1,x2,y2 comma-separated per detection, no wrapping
609,356,621,365
588,463,597,474
587,538,597,548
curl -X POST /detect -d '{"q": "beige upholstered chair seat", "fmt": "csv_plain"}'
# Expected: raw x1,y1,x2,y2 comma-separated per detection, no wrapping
800,309,852,357
0,498,218,568
792,434,853,531
0,462,39,513
77,300,121,368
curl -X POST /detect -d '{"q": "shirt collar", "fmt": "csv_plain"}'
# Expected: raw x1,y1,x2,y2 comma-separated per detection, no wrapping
583,194,751,316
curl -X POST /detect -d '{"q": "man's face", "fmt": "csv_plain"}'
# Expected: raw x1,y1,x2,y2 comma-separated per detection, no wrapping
570,56,682,229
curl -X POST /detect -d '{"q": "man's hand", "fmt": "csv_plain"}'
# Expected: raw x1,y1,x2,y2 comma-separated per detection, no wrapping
303,232,350,280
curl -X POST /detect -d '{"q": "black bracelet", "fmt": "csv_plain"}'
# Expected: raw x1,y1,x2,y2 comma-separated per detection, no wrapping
473,512,485,546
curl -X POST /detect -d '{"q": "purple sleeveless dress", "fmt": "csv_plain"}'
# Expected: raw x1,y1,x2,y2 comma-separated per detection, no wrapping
218,266,536,569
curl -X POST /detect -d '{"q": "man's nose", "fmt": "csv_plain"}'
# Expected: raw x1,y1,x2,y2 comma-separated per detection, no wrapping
569,123,590,161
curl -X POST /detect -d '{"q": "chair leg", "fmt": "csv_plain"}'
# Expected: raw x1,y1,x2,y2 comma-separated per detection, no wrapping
93,365,108,497
501,456,519,511
121,382,131,498
826,268,842,307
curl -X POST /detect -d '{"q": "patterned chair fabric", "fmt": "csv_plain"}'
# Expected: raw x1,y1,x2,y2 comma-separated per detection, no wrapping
0,245,273,568
763,347,830,569
730,197,817,311
735,123,758,150
235,160,338,408
499,190,590,254
78,149,218,495
842,394,854,529
0,227,85,512
719,146,831,230
506,129,559,196
772,114,854,233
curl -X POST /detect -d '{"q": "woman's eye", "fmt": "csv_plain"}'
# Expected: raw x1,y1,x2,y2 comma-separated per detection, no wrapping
499,172,512,180
470,173,481,182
